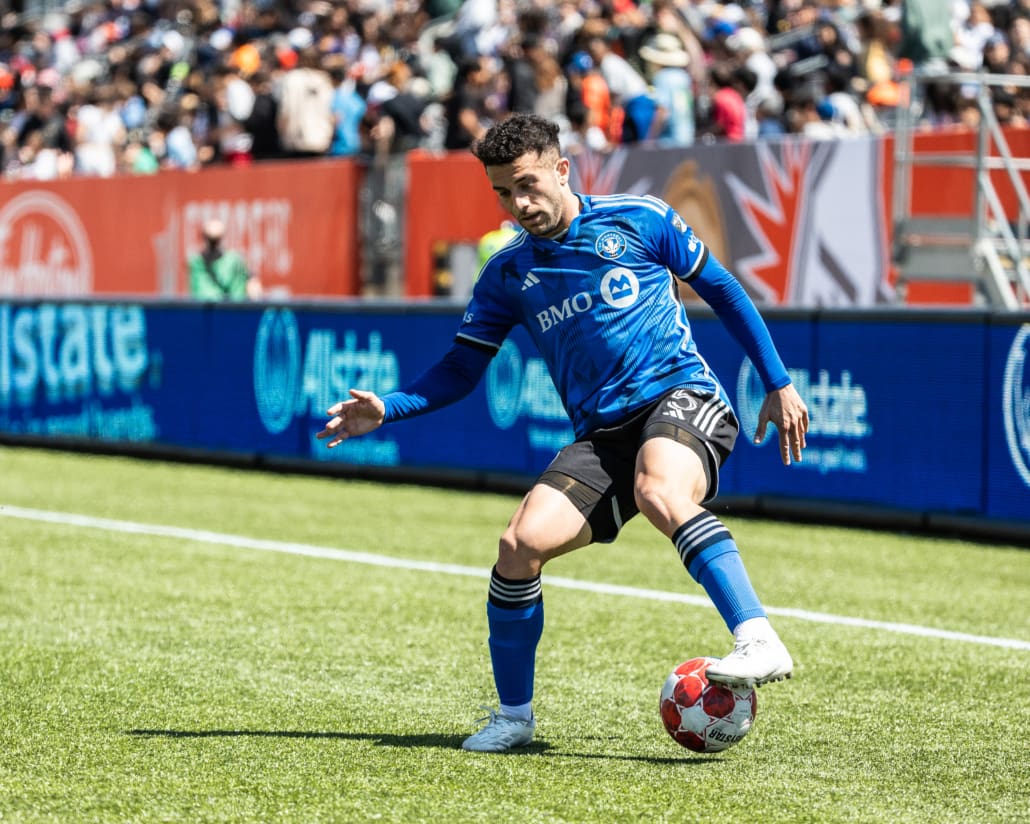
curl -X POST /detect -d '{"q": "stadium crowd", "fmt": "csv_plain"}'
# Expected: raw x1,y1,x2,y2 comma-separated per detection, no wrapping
0,0,1028,180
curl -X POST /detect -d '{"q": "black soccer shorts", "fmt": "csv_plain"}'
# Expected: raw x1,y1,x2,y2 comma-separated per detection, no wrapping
538,389,739,544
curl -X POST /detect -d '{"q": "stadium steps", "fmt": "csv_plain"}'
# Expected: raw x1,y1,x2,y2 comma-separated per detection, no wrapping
894,216,1030,307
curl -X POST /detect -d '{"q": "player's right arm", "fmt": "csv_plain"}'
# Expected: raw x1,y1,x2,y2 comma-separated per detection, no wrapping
317,341,494,448
318,259,516,449
317,389,386,447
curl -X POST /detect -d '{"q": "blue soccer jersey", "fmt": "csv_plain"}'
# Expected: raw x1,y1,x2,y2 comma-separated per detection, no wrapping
454,194,784,436
382,193,790,437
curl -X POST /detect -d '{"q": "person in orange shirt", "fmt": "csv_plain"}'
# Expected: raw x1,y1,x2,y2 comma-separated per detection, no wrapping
564,51,616,145
228,37,261,78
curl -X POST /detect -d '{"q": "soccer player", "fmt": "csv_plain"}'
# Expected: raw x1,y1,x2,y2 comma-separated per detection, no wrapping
318,113,808,753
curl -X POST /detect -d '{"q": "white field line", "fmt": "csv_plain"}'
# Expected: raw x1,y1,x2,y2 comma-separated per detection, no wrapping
2,504,1028,652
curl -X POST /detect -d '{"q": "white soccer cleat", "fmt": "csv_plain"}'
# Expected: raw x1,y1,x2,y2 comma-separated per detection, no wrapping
461,708,536,753
705,637,794,688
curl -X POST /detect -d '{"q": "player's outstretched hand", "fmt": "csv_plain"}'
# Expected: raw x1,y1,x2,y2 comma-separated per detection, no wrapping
755,384,809,466
317,389,386,448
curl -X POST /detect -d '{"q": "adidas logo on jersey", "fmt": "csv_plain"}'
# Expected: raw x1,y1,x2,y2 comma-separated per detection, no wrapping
522,272,540,291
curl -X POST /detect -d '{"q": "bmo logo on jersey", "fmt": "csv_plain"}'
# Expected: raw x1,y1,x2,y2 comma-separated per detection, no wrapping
535,292,593,331
600,268,639,308
535,267,638,329
535,268,640,332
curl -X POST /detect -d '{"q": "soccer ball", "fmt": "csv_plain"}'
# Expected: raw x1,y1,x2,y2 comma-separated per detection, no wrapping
660,656,757,753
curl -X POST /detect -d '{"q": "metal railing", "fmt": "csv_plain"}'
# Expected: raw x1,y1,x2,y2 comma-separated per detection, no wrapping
893,70,1030,308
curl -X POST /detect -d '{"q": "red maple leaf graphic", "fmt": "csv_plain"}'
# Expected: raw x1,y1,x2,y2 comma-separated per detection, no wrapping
729,142,810,304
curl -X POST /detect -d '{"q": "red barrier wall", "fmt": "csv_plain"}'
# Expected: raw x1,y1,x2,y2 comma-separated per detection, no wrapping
3,129,1026,304
906,127,1030,216
0,158,363,298
403,149,509,298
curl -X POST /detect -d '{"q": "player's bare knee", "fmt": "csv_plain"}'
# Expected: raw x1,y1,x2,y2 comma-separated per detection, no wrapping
633,476,674,523
497,528,545,577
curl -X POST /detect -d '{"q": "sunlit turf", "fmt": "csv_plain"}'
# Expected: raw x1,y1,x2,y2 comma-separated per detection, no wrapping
0,446,1027,823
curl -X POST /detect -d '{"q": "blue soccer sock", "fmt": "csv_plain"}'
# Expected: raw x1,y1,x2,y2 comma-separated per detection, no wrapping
672,512,767,633
486,567,544,713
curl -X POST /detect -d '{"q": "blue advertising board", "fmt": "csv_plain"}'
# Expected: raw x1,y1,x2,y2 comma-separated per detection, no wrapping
987,318,1030,522
1,300,1027,534
694,312,993,515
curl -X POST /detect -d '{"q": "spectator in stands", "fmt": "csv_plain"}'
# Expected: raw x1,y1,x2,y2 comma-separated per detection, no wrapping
813,20,859,86
422,34,459,102
855,9,897,87
0,0,1005,182
564,51,613,149
983,31,1015,77
755,95,787,138
1010,16,1030,61
366,59,431,154
523,36,568,127
796,95,850,140
244,69,283,161
443,0,503,62
123,127,161,175
278,46,335,157
555,1,586,57
188,218,262,302
584,32,657,144
74,83,126,177
705,63,750,143
825,68,870,134
165,94,208,170
956,94,982,129
638,32,695,147
328,63,366,158
725,26,780,122
443,55,501,151
16,84,71,158
955,2,999,67
0,63,16,115
502,35,540,115
650,0,708,99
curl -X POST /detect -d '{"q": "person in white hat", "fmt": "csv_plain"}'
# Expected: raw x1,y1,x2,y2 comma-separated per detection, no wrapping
639,32,695,146
725,26,780,129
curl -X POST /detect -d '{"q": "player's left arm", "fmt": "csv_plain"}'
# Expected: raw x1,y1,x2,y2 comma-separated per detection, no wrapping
650,201,807,465
688,253,808,465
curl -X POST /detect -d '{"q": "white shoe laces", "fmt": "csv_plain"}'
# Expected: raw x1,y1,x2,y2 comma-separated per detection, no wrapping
474,705,501,726
731,638,759,654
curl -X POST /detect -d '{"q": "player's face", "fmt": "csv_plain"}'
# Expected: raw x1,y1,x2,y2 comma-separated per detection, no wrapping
485,149,573,238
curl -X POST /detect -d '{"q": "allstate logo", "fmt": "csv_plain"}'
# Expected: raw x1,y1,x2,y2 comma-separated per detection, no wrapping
253,308,302,434
1002,324,1030,488
486,339,522,429
595,231,627,259
736,359,771,445
600,268,639,308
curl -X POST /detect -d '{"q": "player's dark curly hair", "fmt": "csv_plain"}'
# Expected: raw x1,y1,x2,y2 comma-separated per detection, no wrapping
471,113,561,166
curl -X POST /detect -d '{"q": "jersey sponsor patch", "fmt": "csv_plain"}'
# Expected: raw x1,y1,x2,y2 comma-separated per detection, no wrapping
600,268,639,308
671,212,688,233
595,230,628,259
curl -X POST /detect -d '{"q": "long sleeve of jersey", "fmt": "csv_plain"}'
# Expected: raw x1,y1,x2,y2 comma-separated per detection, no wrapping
382,340,494,423
688,255,791,393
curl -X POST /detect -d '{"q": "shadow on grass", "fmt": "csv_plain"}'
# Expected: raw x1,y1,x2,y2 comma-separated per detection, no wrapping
126,729,714,764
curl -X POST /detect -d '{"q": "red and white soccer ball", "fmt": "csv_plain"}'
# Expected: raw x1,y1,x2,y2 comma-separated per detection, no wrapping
660,656,757,753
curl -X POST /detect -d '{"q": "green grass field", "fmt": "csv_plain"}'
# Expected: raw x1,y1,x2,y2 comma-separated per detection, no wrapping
0,445,1027,823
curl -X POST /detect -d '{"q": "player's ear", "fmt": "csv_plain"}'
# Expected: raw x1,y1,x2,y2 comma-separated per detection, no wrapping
556,156,570,185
